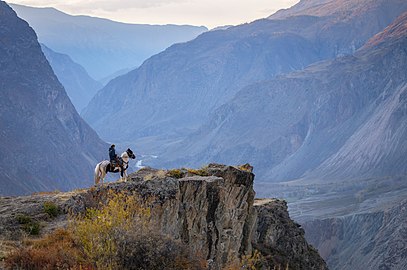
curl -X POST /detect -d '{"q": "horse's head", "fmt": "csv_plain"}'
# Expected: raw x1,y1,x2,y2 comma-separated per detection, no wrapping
126,148,136,159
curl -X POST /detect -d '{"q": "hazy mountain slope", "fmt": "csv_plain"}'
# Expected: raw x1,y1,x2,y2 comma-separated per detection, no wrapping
164,11,407,183
82,0,407,146
41,44,102,112
303,199,407,270
10,4,207,79
0,1,107,195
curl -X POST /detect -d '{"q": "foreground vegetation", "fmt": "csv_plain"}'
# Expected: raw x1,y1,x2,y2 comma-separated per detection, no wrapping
4,191,206,269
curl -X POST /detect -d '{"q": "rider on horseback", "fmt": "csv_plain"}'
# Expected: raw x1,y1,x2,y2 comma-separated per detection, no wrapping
109,144,123,169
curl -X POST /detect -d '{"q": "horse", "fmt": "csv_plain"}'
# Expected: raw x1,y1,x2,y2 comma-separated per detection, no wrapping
94,148,136,185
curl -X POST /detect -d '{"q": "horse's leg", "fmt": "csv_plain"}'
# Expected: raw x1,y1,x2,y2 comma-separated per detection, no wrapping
94,163,101,185
120,167,124,182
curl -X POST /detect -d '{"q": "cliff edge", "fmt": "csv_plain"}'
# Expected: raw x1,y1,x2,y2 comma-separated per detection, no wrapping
0,164,327,269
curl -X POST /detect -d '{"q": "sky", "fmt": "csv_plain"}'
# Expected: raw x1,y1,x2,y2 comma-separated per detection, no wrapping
9,0,300,29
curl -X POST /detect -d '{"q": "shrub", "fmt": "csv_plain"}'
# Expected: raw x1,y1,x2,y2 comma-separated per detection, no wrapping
69,191,151,269
16,214,31,225
115,231,206,270
238,163,253,172
43,201,59,218
16,214,41,235
166,169,185,179
4,229,88,270
187,168,210,176
241,250,264,270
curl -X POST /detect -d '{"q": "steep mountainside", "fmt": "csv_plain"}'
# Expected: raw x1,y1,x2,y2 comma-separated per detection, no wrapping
41,45,102,112
162,11,407,183
0,164,328,269
0,1,107,196
82,0,407,149
10,4,207,79
303,199,407,270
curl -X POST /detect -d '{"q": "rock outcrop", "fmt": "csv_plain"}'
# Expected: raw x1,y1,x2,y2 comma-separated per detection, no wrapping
254,199,328,269
0,164,327,269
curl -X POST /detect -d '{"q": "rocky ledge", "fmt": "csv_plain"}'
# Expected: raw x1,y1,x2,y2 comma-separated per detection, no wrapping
0,164,327,269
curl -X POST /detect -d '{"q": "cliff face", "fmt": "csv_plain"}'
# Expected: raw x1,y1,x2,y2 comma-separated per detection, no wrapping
302,199,407,270
0,164,327,269
254,199,328,270
68,164,327,269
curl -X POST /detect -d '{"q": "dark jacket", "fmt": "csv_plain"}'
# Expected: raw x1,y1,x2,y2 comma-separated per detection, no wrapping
109,146,117,161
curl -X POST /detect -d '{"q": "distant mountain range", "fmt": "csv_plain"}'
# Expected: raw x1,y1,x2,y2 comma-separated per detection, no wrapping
82,0,407,175
0,1,107,195
41,44,102,112
169,10,407,183
10,4,208,80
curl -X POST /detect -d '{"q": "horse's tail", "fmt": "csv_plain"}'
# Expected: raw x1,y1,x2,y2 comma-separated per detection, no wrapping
94,162,101,185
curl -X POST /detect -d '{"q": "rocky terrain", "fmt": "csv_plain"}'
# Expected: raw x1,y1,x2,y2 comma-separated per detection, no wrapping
302,199,407,270
10,4,208,79
41,45,102,112
0,164,327,269
0,1,107,195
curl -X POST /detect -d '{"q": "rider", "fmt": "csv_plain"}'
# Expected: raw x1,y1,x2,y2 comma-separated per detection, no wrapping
109,144,123,168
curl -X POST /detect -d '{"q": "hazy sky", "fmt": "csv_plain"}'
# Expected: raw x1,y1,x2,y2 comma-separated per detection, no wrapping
10,0,300,29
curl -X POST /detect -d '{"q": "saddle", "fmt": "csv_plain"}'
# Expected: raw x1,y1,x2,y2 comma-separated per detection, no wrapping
110,157,124,168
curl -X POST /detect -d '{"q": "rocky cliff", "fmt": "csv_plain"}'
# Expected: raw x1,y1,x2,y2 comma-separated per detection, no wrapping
0,1,107,195
0,164,327,269
302,199,407,270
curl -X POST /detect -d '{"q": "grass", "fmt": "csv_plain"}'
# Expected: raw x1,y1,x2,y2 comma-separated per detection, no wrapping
166,169,185,179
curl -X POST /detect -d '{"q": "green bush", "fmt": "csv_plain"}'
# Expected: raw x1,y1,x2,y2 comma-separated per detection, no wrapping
16,214,31,225
16,214,41,235
43,201,59,218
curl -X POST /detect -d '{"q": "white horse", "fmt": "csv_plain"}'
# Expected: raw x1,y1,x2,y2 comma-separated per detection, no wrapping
94,148,136,185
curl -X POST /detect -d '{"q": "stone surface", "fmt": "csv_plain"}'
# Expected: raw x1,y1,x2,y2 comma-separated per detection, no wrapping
253,199,328,270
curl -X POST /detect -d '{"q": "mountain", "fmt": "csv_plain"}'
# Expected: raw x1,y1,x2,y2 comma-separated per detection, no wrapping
82,0,407,151
41,44,102,112
10,4,208,79
0,1,107,196
166,11,407,183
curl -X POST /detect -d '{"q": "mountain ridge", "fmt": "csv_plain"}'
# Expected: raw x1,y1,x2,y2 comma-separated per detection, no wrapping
163,10,407,183
82,0,407,152
10,3,208,79
41,44,102,112
0,1,107,195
